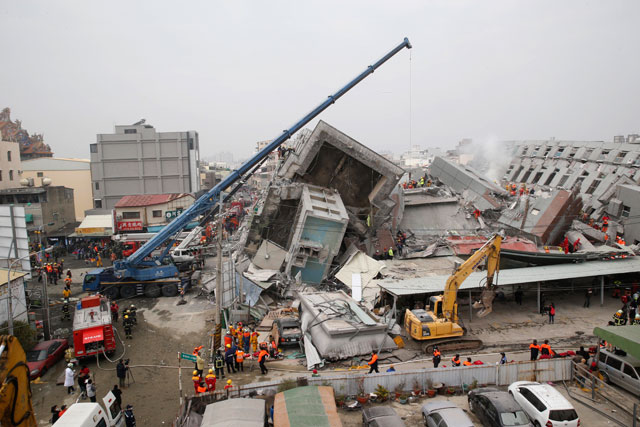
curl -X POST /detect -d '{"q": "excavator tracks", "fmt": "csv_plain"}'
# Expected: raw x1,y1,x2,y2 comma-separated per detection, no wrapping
423,338,483,355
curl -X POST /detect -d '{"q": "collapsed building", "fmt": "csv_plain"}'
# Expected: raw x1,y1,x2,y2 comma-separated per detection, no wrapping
229,125,640,367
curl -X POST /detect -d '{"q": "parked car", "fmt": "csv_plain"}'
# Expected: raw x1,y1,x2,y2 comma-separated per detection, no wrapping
508,381,579,427
362,406,405,427
468,387,533,426
597,347,640,396
422,401,474,427
26,339,69,379
271,317,302,347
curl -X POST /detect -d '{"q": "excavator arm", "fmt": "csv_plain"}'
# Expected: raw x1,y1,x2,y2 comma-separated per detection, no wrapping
0,336,37,427
442,234,502,321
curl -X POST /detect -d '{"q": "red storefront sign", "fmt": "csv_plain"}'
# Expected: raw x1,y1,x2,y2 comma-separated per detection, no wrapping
116,220,143,231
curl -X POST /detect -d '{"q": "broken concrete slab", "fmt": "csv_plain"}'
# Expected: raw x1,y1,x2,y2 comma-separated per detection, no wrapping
252,240,287,270
297,291,397,361
279,120,405,228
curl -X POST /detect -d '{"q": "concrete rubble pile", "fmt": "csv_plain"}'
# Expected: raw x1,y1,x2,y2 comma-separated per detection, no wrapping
224,122,640,366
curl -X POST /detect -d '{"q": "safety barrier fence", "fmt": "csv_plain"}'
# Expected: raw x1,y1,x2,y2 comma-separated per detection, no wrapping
175,357,572,425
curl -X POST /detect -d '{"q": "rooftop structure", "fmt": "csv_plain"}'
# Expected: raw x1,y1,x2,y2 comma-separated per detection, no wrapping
0,107,53,159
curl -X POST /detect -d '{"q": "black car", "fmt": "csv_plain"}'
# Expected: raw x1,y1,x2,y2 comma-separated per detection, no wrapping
362,406,405,427
272,317,302,347
468,387,533,427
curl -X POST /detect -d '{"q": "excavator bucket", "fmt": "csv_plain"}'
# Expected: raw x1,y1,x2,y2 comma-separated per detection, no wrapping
472,288,496,318
0,336,37,426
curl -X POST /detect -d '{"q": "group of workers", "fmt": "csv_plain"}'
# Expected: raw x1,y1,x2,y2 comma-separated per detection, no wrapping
110,304,137,339
529,339,556,359
402,176,432,190
39,261,68,285
506,183,535,197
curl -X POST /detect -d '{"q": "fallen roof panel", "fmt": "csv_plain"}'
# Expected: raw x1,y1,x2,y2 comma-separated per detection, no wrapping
374,257,640,297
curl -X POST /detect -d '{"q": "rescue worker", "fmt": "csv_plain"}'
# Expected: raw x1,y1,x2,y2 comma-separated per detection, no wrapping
235,347,245,372
463,357,472,366
224,379,233,397
62,297,71,321
224,331,233,348
387,247,394,259
432,346,441,368
129,305,137,325
529,339,541,360
613,309,626,326
64,276,72,287
122,307,131,324
602,215,609,233
196,381,207,395
62,286,71,299
192,370,201,394
243,328,250,352
124,315,133,339
195,350,205,377
367,352,379,374
258,347,269,375
224,344,236,374
250,330,259,353
110,301,119,322
633,314,640,325
205,369,216,392
540,340,555,358
451,354,461,367
214,350,225,379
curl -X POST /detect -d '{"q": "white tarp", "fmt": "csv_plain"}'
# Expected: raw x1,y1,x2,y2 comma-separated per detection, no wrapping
335,251,385,306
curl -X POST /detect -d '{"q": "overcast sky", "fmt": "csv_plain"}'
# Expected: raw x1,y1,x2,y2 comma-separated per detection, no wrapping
1,1,638,161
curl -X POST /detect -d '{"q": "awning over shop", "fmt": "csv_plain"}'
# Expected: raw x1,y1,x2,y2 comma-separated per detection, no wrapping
82,327,104,344
72,215,113,237
375,257,640,297
593,325,640,360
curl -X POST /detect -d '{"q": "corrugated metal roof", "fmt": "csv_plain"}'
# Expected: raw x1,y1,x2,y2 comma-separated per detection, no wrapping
77,214,112,229
114,193,192,208
21,157,90,171
374,257,640,296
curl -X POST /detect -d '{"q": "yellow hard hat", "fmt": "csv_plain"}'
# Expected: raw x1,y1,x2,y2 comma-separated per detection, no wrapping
208,369,213,374
124,315,129,319
226,344,230,348
227,379,232,384
193,370,198,375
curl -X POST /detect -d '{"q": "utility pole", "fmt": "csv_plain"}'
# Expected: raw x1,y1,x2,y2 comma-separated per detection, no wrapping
42,270,51,340
214,194,224,352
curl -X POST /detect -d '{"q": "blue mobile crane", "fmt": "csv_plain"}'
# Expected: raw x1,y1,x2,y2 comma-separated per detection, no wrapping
83,37,412,300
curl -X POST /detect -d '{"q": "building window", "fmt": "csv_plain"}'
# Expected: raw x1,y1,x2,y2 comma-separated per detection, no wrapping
543,147,552,157
0,170,3,181
586,179,601,195
90,144,98,153
598,150,610,161
124,129,137,134
533,172,544,183
9,170,13,181
188,137,194,150
122,211,141,219
7,151,11,162
94,199,102,209
95,182,100,190
557,175,570,187
152,210,162,218
615,151,629,163
554,147,565,157
622,205,630,218
568,147,578,158
37,172,44,177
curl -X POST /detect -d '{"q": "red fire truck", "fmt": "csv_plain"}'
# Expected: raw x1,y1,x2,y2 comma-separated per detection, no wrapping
72,295,117,358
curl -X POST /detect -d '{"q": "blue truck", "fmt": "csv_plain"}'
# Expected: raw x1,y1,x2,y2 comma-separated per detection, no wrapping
83,37,412,299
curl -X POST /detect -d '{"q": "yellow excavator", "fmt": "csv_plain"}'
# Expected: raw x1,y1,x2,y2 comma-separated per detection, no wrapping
404,233,502,354
0,335,37,426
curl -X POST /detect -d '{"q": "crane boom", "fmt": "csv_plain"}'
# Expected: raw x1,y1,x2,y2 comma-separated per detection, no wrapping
119,37,412,276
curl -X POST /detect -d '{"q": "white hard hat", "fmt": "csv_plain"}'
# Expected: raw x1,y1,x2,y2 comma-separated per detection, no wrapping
67,363,73,368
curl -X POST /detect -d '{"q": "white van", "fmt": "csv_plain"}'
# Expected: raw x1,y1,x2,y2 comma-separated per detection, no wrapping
597,348,640,396
54,391,124,426
508,381,579,427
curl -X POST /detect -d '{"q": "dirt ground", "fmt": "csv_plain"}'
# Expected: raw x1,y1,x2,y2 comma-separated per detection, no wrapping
27,257,636,426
